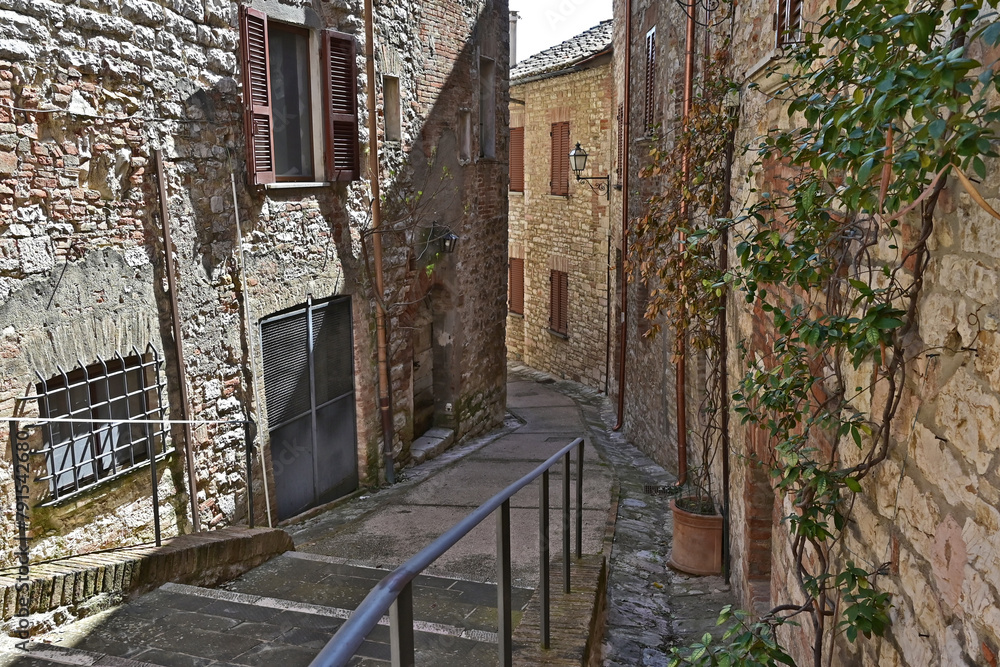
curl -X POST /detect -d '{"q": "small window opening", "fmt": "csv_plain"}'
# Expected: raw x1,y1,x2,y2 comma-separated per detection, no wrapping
383,75,401,142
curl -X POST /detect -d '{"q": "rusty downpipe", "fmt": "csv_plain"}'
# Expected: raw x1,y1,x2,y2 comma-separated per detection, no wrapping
363,0,395,485
613,0,633,431
674,0,697,487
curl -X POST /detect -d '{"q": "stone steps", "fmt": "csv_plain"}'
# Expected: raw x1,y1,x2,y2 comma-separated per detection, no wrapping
1,554,535,667
409,427,455,465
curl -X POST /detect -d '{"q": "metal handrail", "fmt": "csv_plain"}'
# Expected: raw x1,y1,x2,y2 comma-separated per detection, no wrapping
310,437,586,667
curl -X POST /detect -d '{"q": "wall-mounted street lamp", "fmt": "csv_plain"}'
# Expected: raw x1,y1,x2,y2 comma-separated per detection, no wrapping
441,231,459,253
569,142,611,200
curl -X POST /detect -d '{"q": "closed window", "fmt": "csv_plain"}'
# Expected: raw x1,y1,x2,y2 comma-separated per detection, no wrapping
550,122,570,196
776,0,803,46
549,269,568,335
510,127,524,192
644,28,656,133
509,257,524,314
35,349,167,500
383,75,401,142
239,7,360,186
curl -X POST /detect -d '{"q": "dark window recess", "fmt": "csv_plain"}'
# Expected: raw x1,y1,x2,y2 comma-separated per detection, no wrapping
509,257,524,314
510,127,525,192
775,0,803,46
239,8,360,185
35,346,168,500
269,24,313,179
383,75,401,142
549,269,569,335
550,121,570,196
644,28,656,133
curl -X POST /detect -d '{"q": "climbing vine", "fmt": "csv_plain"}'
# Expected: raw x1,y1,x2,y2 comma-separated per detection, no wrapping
652,0,1000,663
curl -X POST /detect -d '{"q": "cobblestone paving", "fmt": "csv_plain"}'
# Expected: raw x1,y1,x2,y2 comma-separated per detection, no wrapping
507,363,736,667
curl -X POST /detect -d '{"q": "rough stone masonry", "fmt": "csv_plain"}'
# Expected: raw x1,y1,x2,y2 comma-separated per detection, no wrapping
0,0,510,568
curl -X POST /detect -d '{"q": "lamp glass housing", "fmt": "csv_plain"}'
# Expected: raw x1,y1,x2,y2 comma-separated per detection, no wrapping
569,142,588,175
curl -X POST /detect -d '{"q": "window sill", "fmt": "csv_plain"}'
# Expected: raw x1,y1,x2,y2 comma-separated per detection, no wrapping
509,190,524,196
38,450,175,508
508,311,524,319
745,49,795,95
265,181,334,191
548,329,569,340
548,194,570,200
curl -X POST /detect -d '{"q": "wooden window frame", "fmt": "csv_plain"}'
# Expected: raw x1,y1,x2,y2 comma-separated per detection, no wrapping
239,7,360,187
549,269,568,336
550,121,570,197
510,127,525,193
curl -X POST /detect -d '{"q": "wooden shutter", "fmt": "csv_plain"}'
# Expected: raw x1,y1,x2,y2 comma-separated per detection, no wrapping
240,7,275,186
776,0,803,46
509,257,524,314
550,122,569,196
324,30,360,182
549,269,568,335
616,103,624,179
510,127,524,192
644,28,656,133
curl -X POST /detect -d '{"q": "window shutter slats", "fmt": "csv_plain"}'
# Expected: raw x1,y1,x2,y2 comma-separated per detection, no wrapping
324,30,360,182
559,270,568,334
549,269,568,335
510,127,524,192
509,258,524,314
550,122,569,196
644,29,656,133
240,6,275,186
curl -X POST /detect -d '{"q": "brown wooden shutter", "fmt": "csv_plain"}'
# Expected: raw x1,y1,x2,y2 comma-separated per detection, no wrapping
239,7,275,186
616,103,624,179
549,269,568,334
509,257,524,314
550,122,569,196
510,127,524,192
644,29,656,133
323,30,360,182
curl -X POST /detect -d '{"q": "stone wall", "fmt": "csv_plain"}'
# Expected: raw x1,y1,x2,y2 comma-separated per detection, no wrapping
614,0,1000,662
0,0,508,567
506,57,613,391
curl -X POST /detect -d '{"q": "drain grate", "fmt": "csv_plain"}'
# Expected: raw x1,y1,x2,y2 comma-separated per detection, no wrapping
644,484,682,496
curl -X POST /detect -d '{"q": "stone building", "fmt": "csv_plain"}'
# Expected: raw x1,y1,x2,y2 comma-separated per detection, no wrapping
0,0,509,566
506,21,614,391
612,0,1000,663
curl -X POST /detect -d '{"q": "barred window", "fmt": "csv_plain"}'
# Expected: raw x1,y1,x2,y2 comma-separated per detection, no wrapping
35,346,168,500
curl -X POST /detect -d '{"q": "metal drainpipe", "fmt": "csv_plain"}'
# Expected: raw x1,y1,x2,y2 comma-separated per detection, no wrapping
613,0,633,431
674,0,697,488
155,149,201,532
363,0,395,485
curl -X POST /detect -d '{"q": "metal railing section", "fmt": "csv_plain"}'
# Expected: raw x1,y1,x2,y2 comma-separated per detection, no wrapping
309,437,586,667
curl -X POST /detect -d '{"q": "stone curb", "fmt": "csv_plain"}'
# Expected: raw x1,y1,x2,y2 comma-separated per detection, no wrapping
0,526,292,636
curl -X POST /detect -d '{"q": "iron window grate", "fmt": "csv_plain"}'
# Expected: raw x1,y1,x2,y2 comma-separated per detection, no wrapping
30,345,169,501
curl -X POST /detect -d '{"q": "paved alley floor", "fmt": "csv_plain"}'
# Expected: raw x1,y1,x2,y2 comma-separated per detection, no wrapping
0,368,615,667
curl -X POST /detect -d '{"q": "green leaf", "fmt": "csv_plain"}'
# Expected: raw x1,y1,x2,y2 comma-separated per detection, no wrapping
983,21,1000,47
857,157,875,184
845,477,863,493
974,156,987,180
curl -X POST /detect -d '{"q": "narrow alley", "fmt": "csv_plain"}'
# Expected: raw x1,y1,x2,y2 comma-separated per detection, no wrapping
0,367,734,666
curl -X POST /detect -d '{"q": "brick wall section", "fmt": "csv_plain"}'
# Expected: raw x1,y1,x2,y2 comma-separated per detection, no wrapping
0,0,508,566
506,59,613,390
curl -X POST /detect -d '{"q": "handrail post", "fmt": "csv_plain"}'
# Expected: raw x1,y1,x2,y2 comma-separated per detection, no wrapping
540,469,550,649
390,582,415,667
576,440,584,559
497,499,513,666
562,452,570,594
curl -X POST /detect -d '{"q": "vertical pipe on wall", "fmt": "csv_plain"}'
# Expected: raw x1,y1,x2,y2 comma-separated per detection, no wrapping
674,0,698,487
613,0,633,431
363,0,396,485
155,149,201,532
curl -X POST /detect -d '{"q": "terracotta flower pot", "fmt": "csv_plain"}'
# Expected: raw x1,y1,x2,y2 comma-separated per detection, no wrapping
668,498,723,575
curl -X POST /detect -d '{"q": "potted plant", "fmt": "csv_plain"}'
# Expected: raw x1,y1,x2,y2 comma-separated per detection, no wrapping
668,438,724,576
